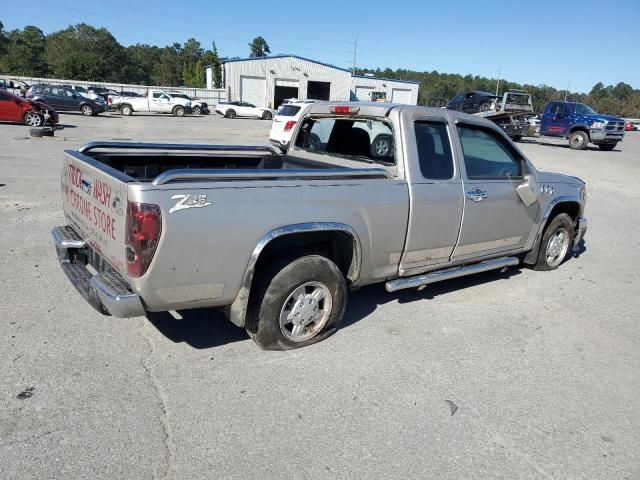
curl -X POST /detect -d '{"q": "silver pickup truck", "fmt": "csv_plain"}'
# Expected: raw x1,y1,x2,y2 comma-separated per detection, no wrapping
53,102,587,349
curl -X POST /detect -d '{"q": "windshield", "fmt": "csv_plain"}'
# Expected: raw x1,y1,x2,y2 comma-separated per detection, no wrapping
574,103,598,115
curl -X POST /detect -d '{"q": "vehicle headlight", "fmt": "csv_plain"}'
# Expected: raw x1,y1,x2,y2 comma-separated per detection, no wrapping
591,121,606,129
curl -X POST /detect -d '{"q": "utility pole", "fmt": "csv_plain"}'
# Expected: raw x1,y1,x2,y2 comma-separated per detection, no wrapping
352,34,357,74
495,67,501,96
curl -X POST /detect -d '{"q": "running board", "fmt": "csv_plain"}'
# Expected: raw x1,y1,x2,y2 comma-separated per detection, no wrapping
385,257,520,293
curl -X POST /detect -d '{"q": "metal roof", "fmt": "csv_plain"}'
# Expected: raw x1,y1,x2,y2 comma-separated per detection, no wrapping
221,55,420,86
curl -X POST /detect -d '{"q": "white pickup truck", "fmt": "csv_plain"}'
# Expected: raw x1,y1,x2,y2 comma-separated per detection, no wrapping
118,89,191,117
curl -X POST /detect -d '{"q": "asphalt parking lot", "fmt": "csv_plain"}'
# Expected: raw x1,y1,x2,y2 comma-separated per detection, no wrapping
1,111,639,480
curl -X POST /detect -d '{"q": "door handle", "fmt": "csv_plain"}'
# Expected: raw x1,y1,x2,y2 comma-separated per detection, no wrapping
466,188,488,202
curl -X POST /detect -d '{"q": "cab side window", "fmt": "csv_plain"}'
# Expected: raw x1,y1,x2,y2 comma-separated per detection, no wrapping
414,121,454,180
457,125,523,179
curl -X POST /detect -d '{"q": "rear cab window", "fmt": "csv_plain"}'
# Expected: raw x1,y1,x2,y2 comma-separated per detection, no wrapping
414,122,454,180
294,117,395,165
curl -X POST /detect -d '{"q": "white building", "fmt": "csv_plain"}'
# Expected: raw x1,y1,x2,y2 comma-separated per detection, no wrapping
207,55,419,108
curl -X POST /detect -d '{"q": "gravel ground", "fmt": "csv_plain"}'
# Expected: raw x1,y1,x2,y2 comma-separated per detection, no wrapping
1,111,639,480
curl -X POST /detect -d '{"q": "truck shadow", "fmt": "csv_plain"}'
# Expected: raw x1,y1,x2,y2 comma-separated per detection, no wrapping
519,138,614,152
146,309,249,348
342,267,522,329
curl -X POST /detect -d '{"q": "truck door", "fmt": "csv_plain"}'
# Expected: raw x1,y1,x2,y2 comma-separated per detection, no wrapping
151,91,171,112
541,102,571,137
399,119,464,273
452,123,538,261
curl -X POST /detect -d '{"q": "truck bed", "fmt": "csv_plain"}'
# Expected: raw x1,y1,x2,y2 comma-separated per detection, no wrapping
77,142,391,183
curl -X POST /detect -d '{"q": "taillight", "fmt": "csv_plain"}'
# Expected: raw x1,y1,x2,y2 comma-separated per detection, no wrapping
125,201,162,277
284,120,296,132
108,97,112,104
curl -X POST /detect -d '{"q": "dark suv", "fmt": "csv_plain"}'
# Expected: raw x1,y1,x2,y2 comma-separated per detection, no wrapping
446,91,498,113
27,85,106,116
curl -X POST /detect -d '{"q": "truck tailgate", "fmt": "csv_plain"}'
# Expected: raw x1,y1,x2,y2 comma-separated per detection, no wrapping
61,151,128,275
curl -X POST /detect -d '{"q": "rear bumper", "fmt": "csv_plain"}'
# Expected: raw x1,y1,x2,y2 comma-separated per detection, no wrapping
573,217,587,251
52,226,145,318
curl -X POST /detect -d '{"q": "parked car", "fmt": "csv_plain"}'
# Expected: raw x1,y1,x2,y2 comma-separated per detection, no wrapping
88,86,121,102
215,101,274,119
168,92,209,115
624,121,636,131
539,101,625,150
0,89,58,127
446,91,499,113
53,102,587,350
1,79,30,97
117,89,191,116
62,85,102,101
27,85,106,116
269,100,315,150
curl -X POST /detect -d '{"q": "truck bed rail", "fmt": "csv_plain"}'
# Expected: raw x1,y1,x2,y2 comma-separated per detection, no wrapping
78,141,280,155
151,168,393,185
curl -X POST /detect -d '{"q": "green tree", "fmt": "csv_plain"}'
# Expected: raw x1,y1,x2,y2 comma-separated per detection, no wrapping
0,26,47,76
202,41,222,88
151,44,182,86
0,22,8,57
45,24,123,81
121,44,162,84
248,36,270,58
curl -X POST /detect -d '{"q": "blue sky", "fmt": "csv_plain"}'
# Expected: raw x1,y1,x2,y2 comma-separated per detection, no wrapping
3,0,639,92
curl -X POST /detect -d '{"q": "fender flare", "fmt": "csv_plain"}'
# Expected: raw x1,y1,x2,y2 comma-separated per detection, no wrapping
227,222,362,327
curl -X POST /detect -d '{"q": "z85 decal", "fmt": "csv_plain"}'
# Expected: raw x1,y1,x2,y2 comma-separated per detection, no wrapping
169,194,212,213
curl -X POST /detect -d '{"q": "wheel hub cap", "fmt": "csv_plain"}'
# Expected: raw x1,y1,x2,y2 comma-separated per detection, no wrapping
279,281,332,342
546,228,569,267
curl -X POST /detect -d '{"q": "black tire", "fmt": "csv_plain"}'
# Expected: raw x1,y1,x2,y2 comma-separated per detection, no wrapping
371,134,393,157
598,143,616,151
192,105,202,115
479,102,492,112
29,128,53,137
532,213,575,271
262,110,273,120
172,105,185,117
512,135,523,142
81,104,94,116
246,254,347,350
568,130,589,150
225,109,236,119
120,104,133,116
24,111,43,127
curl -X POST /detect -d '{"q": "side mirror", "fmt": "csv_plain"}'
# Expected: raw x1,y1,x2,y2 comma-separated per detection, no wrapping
516,173,539,206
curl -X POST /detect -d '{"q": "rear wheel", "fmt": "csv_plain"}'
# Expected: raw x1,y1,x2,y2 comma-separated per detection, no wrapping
479,102,492,112
533,213,575,270
512,135,523,142
81,104,94,116
568,130,589,150
172,105,185,117
225,109,236,119
598,143,616,151
246,254,347,350
24,111,43,127
120,104,133,116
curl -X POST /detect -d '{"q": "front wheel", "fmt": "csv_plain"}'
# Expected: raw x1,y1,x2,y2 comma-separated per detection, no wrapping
225,109,236,119
598,143,616,151
371,134,393,157
192,105,202,115
568,130,589,150
81,104,94,116
533,213,575,271
262,110,273,120
246,255,347,350
172,105,185,117
24,111,43,127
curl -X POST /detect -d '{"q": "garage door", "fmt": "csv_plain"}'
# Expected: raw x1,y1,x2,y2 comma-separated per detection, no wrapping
354,86,374,102
391,88,412,104
275,79,299,88
240,76,266,107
